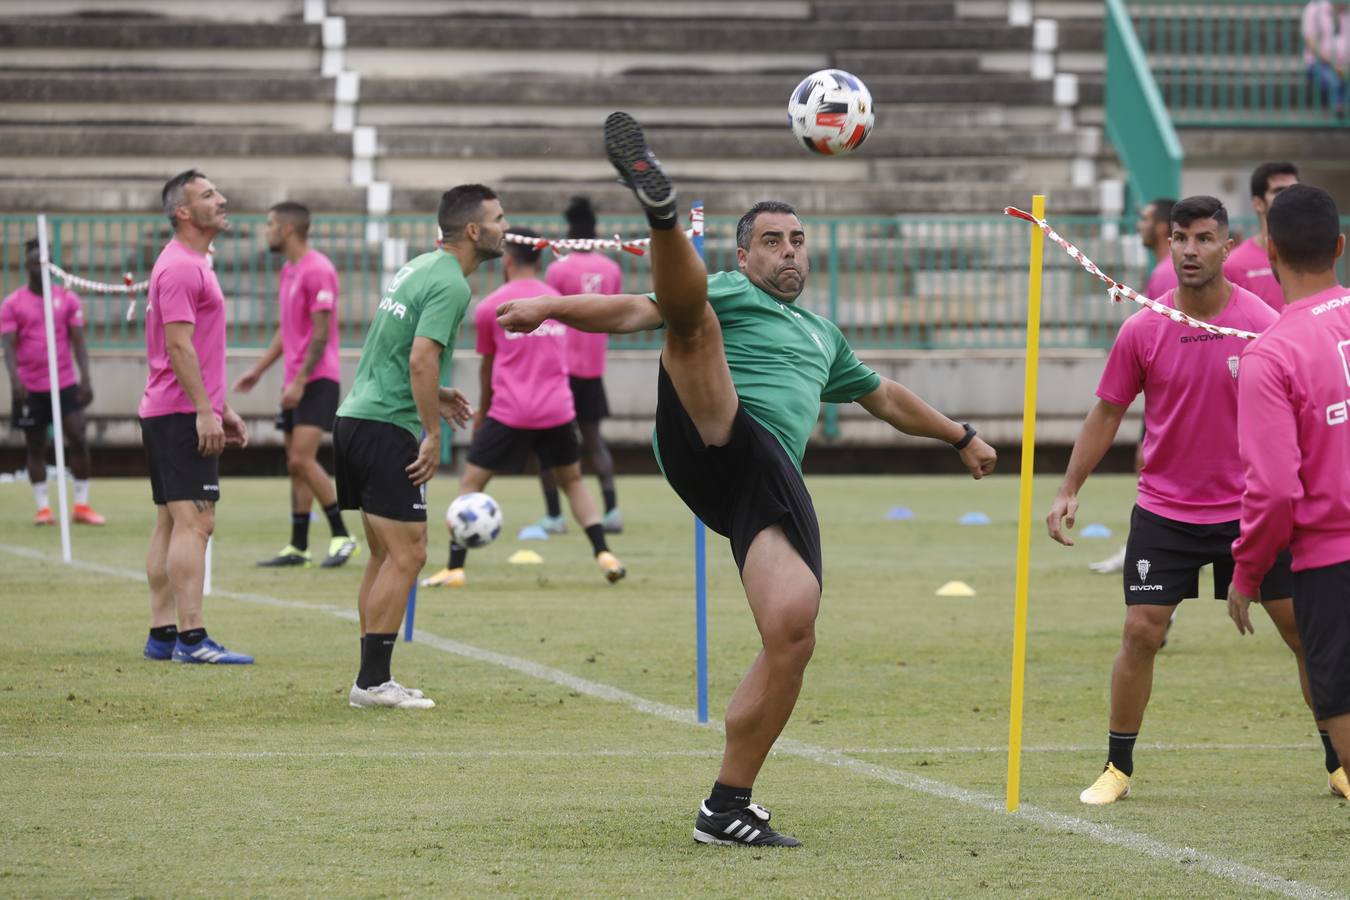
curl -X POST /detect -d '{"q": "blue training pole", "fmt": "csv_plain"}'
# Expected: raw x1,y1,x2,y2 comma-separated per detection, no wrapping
691,200,709,725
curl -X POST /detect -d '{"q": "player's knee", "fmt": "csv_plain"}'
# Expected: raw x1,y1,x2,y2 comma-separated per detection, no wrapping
1121,615,1166,655
764,612,816,665
285,452,309,479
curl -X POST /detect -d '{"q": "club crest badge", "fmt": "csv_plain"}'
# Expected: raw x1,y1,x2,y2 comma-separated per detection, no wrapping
1227,356,1239,379
1136,558,1151,582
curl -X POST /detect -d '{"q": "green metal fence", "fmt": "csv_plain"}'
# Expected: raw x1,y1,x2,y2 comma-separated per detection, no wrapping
1107,0,1184,211
4,213,1349,354
1130,0,1350,127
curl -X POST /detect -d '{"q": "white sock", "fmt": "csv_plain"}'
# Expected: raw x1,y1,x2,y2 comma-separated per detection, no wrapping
74,479,90,505
33,481,48,510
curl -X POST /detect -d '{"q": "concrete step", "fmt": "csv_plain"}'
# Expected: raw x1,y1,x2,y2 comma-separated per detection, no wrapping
329,0,814,18
832,50,980,76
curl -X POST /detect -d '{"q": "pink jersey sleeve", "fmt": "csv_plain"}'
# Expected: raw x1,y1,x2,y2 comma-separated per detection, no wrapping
0,296,16,335
307,267,337,314
154,262,201,325
1095,316,1145,407
474,299,496,356
1231,347,1301,595
66,290,85,328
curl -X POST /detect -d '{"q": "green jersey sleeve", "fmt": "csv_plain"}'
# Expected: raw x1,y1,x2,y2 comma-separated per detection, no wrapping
414,270,470,347
821,322,881,403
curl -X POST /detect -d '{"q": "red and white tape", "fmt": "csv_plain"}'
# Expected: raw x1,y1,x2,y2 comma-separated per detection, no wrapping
43,263,147,321
502,227,697,258
1005,206,1261,341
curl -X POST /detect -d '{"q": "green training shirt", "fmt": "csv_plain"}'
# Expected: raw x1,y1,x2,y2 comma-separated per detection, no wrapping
653,270,881,469
337,249,471,438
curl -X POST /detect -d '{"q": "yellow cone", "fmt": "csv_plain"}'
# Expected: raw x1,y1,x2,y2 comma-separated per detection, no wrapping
508,549,544,565
936,580,976,597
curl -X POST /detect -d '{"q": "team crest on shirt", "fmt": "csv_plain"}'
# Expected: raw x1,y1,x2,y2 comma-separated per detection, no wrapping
1136,559,1151,582
1227,356,1239,379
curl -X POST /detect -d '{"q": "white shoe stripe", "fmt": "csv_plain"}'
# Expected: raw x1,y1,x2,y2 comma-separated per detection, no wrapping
747,829,760,842
723,819,741,835
736,824,753,839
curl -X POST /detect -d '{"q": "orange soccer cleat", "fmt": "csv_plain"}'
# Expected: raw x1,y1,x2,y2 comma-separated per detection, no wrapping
33,507,54,526
73,504,106,526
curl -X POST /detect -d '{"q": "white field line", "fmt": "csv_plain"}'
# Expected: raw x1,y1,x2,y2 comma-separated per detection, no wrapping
1,543,1341,900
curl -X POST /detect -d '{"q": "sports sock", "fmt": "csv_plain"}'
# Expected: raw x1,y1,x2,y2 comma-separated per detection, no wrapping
32,480,48,510
73,479,90,505
584,523,609,556
356,632,396,689
647,206,678,231
1108,730,1138,777
323,502,349,538
449,542,468,570
602,488,617,514
705,781,752,813
177,628,207,647
290,512,310,552
149,625,178,643
1321,730,1340,773
543,488,562,519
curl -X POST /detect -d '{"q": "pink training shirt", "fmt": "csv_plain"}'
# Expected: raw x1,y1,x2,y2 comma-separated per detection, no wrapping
545,251,623,379
1144,256,1178,300
0,285,84,392
139,239,227,418
1232,284,1350,594
1224,237,1284,311
1097,285,1278,524
474,277,574,430
279,248,341,385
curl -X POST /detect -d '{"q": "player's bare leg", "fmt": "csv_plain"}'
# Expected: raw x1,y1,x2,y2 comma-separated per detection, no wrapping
1262,597,1343,793
555,461,624,583
146,505,176,628
164,499,214,631
349,512,432,709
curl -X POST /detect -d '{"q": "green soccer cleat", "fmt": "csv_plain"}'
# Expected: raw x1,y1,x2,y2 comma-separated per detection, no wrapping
321,536,360,568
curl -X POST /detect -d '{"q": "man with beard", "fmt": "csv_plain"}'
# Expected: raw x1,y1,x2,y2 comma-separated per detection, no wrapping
233,201,357,569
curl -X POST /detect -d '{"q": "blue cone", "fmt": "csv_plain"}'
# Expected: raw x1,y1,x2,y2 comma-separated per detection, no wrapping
517,524,550,541
1081,523,1112,538
959,511,992,525
886,506,915,521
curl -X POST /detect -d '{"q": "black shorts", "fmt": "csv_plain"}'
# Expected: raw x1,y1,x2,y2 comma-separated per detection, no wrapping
654,361,823,589
570,375,609,423
274,377,339,433
1292,560,1350,719
12,384,82,432
333,416,426,522
466,416,580,472
139,413,221,506
1123,505,1293,605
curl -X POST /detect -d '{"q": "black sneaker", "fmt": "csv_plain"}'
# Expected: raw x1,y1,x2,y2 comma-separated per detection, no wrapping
603,111,677,223
693,801,802,847
256,544,311,567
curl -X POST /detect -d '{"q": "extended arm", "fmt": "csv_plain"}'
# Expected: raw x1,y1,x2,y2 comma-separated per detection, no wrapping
856,377,997,478
165,320,225,456
475,353,493,432
1,333,23,402
498,293,664,335
1045,398,1128,545
233,327,283,393
69,324,93,405
296,309,330,382
405,335,445,485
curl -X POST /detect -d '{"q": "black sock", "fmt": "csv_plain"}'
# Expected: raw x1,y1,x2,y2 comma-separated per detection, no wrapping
291,512,310,552
584,523,609,556
602,488,617,514
324,502,349,539
1108,730,1138,777
647,207,678,230
706,780,752,813
356,632,396,689
1321,730,1340,774
543,488,562,519
149,625,178,643
449,542,468,570
178,627,207,647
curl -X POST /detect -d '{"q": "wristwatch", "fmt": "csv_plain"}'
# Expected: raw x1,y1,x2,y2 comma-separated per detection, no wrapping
953,423,976,450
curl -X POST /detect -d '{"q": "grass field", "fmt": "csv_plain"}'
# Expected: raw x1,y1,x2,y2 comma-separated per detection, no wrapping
1,472,1346,898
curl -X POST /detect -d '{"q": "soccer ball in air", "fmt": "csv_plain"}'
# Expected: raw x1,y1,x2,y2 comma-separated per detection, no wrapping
788,68,875,156
447,492,502,548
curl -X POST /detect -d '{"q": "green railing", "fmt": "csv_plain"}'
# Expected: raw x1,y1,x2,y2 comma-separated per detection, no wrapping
1107,0,1184,210
5,213,1349,354
1130,0,1350,127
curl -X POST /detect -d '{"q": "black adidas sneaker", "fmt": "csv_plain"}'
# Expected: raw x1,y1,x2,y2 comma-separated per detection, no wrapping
603,111,677,224
693,801,802,847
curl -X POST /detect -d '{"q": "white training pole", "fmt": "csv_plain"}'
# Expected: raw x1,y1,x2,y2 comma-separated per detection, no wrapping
36,215,71,563
203,536,213,596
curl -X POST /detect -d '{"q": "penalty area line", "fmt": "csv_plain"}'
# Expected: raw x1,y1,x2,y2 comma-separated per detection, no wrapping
2,542,1340,900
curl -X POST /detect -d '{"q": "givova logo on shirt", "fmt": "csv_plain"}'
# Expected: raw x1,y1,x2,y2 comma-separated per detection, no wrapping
1129,558,1163,592
1326,340,1350,425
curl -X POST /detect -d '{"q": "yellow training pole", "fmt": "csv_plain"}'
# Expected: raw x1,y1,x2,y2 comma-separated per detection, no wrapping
1006,194,1045,812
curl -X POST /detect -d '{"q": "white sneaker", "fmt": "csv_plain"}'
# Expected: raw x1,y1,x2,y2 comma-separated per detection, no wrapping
348,680,435,709
1089,545,1127,574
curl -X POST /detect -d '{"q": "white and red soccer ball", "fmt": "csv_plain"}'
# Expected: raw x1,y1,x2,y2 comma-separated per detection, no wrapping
788,68,875,157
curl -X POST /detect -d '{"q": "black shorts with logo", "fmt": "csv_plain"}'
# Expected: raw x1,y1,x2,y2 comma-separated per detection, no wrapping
467,416,580,472
13,384,82,432
139,413,221,505
333,416,426,522
274,377,339,433
569,375,609,424
1123,504,1293,605
654,361,823,589
1292,560,1350,719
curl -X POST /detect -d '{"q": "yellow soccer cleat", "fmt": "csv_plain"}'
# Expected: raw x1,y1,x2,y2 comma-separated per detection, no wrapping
1079,763,1131,805
420,567,465,588
1330,767,1349,799
596,551,626,584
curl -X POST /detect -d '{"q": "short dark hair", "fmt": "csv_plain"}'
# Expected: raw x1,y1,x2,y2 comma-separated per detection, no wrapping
438,184,499,243
269,200,311,239
1268,184,1342,275
736,200,799,250
162,168,206,226
565,196,597,240
504,226,543,267
1171,195,1228,231
1250,161,1298,199
24,237,39,256
1148,198,1176,227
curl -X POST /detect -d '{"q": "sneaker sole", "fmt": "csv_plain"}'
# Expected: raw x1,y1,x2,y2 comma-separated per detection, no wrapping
257,559,310,568
349,698,436,709
603,112,675,211
603,567,626,584
1079,786,1130,805
692,827,800,848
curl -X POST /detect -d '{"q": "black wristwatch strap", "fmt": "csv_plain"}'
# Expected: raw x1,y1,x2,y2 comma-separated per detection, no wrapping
953,423,976,450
